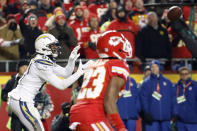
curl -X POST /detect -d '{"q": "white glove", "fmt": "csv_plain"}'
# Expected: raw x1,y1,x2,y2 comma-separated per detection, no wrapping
76,60,94,75
76,59,85,75
69,45,80,62
82,60,94,70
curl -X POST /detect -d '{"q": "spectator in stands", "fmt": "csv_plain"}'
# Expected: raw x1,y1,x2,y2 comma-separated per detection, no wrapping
140,60,175,131
19,11,43,59
128,0,148,28
51,102,71,131
117,76,140,131
99,0,117,26
88,0,108,18
43,7,64,32
38,0,55,18
48,12,77,59
107,5,139,58
138,65,151,88
160,9,170,29
138,65,151,131
0,14,22,41
0,38,22,47
1,60,28,131
135,12,172,63
69,5,89,58
124,0,133,12
29,1,47,30
0,14,22,59
12,1,30,24
2,0,21,17
82,15,100,59
173,66,197,131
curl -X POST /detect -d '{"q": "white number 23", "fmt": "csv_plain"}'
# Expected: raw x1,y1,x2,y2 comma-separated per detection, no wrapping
78,66,106,99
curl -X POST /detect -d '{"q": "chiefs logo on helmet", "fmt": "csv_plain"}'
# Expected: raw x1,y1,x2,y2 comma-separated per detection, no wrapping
97,30,132,60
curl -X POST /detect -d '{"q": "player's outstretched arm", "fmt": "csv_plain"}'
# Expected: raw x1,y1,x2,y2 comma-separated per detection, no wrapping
54,45,81,78
104,76,127,131
39,60,85,90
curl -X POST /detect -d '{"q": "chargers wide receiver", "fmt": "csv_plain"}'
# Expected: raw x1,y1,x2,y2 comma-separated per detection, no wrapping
69,31,132,131
8,33,86,131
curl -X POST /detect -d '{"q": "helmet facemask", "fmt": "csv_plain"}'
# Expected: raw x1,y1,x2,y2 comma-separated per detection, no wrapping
48,42,61,58
123,38,132,58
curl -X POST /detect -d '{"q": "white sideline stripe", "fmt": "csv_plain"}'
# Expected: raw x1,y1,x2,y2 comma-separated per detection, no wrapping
100,122,110,131
91,123,99,131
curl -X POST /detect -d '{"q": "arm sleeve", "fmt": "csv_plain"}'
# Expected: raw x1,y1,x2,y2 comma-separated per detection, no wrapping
53,62,75,78
19,13,28,35
108,61,130,83
1,77,16,101
51,115,63,131
37,63,82,90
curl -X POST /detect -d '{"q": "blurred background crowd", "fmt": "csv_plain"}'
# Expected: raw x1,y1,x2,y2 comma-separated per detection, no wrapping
0,0,196,72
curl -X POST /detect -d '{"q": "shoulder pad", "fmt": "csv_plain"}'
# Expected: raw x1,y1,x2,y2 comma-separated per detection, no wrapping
35,59,53,71
35,59,53,66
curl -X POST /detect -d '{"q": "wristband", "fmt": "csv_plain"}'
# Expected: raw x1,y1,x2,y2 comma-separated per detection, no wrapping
107,113,126,130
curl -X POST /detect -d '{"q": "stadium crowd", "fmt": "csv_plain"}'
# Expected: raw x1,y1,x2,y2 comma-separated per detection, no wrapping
0,0,197,131
0,0,196,69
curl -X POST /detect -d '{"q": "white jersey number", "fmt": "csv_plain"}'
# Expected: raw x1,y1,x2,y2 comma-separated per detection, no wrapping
78,66,106,99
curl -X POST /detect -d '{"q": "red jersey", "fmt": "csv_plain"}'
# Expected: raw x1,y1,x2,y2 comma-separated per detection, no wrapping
107,18,139,57
70,59,130,124
69,19,89,44
82,29,100,59
88,3,108,18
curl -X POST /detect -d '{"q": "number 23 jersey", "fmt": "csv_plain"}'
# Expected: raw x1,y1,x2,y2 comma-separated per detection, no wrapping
70,59,130,122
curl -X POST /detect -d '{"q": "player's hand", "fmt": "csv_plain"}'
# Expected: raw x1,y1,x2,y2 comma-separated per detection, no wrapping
82,60,94,70
76,59,85,75
69,45,80,62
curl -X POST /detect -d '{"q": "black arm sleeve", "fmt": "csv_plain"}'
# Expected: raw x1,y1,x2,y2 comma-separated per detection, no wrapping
51,115,63,131
51,115,71,131
1,76,16,101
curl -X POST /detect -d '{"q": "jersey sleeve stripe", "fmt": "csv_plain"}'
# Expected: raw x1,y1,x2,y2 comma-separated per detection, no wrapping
100,122,110,131
112,66,129,79
96,123,104,131
35,59,53,66
91,124,100,131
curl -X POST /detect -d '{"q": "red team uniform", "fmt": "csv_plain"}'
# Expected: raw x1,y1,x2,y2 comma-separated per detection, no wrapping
70,59,130,131
70,30,132,131
69,15,89,57
88,2,108,18
69,18,89,44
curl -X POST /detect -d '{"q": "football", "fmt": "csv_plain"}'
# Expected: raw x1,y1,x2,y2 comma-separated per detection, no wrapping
167,6,182,21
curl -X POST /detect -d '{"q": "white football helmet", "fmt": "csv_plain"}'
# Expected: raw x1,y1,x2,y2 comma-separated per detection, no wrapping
35,33,60,58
